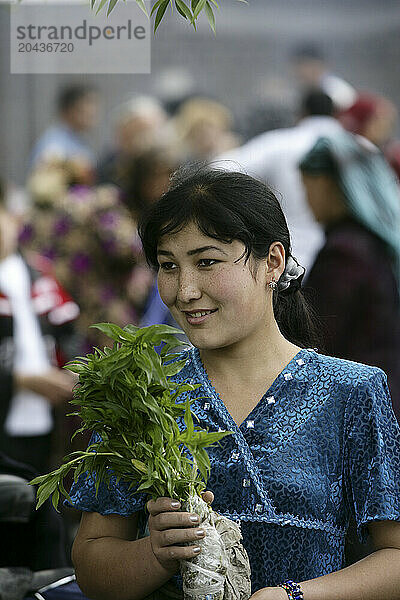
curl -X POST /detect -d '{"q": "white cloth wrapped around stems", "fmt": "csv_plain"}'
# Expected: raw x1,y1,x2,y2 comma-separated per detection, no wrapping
181,495,252,600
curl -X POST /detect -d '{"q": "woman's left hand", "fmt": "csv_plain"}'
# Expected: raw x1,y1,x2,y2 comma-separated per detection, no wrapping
250,587,288,600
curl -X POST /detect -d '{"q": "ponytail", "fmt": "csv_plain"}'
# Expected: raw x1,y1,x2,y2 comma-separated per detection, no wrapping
273,289,320,349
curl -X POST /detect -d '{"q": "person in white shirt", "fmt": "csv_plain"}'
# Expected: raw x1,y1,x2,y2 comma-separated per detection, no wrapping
290,44,357,112
216,90,343,272
0,195,78,474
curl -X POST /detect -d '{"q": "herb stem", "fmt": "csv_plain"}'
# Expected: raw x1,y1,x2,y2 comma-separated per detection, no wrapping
66,451,120,468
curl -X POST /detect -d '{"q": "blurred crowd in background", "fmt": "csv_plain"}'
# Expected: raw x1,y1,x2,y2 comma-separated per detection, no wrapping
0,43,400,569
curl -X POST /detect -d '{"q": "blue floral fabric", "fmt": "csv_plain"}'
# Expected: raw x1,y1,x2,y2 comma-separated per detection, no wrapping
68,348,400,592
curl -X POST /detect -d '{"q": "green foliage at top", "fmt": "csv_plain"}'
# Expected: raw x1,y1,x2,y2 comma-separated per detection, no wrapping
30,323,232,511
17,0,249,33
90,0,248,33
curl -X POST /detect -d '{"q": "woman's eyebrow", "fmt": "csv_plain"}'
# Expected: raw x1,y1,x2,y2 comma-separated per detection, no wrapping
157,246,229,257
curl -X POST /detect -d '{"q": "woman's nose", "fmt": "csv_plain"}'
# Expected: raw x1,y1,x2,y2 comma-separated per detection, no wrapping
177,271,202,303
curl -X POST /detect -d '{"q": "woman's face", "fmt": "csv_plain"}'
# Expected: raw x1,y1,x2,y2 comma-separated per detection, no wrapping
302,173,348,225
157,221,281,352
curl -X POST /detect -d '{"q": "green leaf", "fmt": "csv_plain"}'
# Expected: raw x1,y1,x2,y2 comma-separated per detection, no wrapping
139,324,184,343
197,429,233,446
204,1,215,32
135,0,149,16
175,0,192,20
162,359,188,377
195,447,211,480
183,399,195,437
154,0,169,30
192,0,206,19
131,458,147,474
90,322,126,341
146,346,168,386
150,0,165,16
123,324,140,335
87,0,244,30
51,487,60,512
134,351,153,385
107,0,119,15
95,0,109,14
137,478,154,491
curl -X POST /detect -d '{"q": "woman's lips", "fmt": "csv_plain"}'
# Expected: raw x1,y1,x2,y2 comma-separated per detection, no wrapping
183,308,218,325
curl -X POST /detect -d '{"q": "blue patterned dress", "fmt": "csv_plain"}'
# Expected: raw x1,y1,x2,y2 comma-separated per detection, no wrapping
68,348,400,593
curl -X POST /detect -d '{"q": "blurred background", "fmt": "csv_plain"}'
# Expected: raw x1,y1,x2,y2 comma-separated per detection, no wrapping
1,0,400,182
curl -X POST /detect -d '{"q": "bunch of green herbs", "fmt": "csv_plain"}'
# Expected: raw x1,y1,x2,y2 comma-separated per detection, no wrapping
31,323,231,511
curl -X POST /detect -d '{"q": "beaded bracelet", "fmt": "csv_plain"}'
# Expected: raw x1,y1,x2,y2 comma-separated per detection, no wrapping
278,579,304,600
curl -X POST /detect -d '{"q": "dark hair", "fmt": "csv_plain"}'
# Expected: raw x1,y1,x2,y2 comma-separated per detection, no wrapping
139,165,318,348
291,43,324,62
301,89,334,118
121,146,178,219
57,84,97,114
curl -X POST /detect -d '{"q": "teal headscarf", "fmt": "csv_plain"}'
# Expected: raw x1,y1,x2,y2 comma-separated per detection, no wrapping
299,130,400,290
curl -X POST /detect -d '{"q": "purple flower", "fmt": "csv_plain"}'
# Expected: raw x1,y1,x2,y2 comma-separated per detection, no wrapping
53,215,71,236
19,224,34,244
71,252,91,273
70,185,92,200
99,210,119,229
100,238,117,254
42,246,57,261
100,285,115,303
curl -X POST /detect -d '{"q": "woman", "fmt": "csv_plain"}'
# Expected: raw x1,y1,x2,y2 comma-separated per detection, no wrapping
300,131,400,420
69,167,400,600
338,92,397,150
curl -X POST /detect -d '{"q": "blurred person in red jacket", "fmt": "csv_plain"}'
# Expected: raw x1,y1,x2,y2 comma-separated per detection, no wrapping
0,178,79,474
